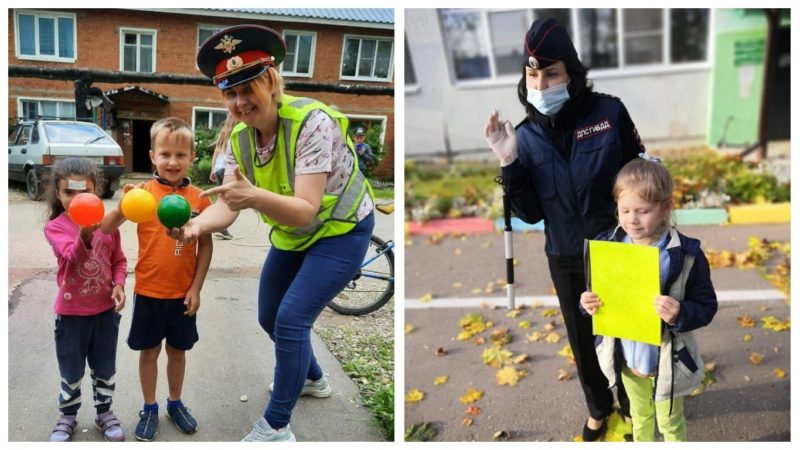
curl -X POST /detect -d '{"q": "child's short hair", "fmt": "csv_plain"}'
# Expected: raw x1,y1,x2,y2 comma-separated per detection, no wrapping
613,158,673,205
45,157,102,220
150,117,195,153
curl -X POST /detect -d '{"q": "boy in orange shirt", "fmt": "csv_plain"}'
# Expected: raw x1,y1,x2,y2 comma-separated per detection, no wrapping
102,117,212,441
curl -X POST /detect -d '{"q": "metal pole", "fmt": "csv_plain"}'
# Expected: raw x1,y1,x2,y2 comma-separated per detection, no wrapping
503,190,515,309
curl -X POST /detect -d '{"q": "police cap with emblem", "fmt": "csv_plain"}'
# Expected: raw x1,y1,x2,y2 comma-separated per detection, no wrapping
197,24,287,90
523,18,578,70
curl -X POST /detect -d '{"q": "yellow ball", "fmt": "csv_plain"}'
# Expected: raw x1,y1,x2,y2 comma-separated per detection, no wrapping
120,188,157,223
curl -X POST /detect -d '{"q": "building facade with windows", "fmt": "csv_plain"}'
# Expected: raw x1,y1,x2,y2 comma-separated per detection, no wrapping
405,8,789,159
9,8,395,177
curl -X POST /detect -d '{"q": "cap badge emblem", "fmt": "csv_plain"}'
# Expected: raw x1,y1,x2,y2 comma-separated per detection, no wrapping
226,55,244,71
528,55,539,69
215,35,242,54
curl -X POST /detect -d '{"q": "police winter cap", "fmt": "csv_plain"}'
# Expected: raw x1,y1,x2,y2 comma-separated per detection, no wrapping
523,18,578,70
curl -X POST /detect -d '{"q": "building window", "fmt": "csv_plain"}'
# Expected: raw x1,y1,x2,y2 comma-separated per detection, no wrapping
670,9,709,63
623,9,663,65
15,10,76,62
120,28,156,72
340,36,393,82
193,108,227,130
578,9,619,69
19,98,75,120
197,25,225,50
282,31,316,77
405,36,418,86
439,9,573,82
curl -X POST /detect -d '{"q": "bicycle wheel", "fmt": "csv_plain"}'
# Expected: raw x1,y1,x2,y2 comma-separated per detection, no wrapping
328,235,394,315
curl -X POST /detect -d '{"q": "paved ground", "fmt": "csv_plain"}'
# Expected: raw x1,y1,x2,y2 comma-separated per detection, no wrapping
7,190,391,442
404,222,791,441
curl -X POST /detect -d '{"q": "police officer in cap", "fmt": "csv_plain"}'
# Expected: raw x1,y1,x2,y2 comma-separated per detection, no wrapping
353,127,374,174
484,17,646,441
185,24,375,441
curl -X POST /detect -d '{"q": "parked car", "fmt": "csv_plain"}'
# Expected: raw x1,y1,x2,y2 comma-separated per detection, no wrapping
8,119,125,200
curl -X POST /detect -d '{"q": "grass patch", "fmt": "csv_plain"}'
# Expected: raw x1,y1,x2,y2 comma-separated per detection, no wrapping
315,328,394,440
373,187,394,200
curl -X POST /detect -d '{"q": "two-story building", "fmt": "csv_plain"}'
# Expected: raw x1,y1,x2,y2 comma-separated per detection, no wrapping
8,8,395,177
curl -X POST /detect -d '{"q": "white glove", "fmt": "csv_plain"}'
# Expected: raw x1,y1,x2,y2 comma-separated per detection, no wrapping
483,109,518,167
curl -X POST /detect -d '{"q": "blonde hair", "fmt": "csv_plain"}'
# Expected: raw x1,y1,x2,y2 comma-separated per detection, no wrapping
150,117,195,153
221,67,285,105
213,114,238,155
613,158,674,206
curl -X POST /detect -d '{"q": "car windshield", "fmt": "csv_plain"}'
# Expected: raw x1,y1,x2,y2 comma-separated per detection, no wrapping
43,123,114,145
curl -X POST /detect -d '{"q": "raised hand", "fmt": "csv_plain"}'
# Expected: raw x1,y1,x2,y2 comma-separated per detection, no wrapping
484,109,518,167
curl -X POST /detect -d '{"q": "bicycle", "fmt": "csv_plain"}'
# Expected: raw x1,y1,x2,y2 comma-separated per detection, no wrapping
327,202,395,316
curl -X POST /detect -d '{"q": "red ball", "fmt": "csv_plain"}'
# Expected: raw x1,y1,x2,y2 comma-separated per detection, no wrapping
68,193,105,227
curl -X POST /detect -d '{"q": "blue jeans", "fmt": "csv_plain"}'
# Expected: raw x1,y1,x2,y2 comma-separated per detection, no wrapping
258,214,374,429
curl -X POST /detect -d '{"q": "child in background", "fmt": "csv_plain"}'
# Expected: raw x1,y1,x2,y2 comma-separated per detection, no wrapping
102,117,213,441
580,156,717,441
44,158,127,442
209,115,236,240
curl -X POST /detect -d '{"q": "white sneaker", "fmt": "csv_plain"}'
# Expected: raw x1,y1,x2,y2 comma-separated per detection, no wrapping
269,373,332,398
242,417,296,442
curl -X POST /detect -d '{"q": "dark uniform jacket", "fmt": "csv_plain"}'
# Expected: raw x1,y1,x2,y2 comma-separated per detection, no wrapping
502,91,645,257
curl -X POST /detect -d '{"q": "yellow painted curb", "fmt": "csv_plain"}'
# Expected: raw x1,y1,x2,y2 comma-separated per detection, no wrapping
728,202,791,224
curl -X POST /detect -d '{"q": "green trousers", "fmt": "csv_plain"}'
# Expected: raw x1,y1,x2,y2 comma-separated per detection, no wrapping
620,367,687,441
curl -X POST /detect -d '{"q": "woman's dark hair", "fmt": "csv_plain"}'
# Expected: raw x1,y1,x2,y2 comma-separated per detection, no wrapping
516,55,592,121
45,158,103,221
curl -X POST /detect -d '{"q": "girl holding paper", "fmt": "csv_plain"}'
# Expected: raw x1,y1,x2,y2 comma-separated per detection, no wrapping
580,157,717,441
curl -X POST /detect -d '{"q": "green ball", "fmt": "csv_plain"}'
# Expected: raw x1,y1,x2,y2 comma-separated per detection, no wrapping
157,194,191,229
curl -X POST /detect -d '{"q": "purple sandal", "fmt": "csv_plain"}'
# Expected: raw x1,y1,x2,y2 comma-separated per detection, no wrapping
50,414,78,442
95,410,125,442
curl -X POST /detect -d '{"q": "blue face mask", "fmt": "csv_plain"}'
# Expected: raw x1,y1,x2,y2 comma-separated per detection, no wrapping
526,82,570,116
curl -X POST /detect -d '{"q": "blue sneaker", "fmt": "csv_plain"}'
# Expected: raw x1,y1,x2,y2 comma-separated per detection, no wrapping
135,409,158,442
167,403,198,434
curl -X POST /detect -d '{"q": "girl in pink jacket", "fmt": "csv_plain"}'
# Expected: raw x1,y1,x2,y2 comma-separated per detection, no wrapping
43,158,127,442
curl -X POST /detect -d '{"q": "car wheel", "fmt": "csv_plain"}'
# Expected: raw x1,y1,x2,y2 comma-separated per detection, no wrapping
26,170,42,201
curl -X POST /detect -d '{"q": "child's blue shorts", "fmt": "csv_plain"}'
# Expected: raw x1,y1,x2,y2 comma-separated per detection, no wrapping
127,293,198,351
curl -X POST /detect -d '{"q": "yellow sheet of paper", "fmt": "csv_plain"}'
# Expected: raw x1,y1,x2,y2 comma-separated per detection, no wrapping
589,240,661,346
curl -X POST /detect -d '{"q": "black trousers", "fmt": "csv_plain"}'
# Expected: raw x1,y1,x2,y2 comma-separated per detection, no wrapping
548,256,629,420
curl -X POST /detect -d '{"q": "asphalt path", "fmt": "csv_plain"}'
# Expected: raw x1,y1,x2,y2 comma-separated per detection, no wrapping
7,193,391,442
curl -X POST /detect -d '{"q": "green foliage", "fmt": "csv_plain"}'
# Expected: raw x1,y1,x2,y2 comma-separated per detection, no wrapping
363,383,394,441
405,422,438,441
352,123,386,179
194,127,219,161
189,155,213,187
405,161,500,220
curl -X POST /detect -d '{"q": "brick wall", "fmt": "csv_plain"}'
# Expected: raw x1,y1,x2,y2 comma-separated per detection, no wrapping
9,8,394,178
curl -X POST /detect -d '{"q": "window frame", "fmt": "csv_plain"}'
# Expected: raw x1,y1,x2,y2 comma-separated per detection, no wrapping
14,9,77,63
196,24,227,69
345,114,388,149
16,96,76,120
191,107,228,131
119,27,158,73
404,35,421,95
439,8,712,87
339,34,394,83
281,30,317,78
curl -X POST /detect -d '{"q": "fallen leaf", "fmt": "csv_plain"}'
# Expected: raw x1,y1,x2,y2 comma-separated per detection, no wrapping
454,248,463,256
462,418,473,427
433,376,449,386
545,332,562,344
743,334,753,342
420,293,434,303
472,336,486,345
548,287,557,295
774,368,787,379
541,308,560,318
459,388,484,404
737,315,755,328
496,366,527,386
506,309,522,319
557,369,573,381
471,288,482,294
481,241,492,249
518,320,532,329
452,282,464,288
482,347,513,368
558,345,576,364
456,331,473,341
465,406,482,416
744,375,751,382
749,352,764,365
526,331,545,342
489,327,512,346
543,321,556,331
435,346,447,356
493,430,510,440
405,324,414,334
704,361,716,372
530,301,544,309
760,306,770,312
405,388,425,403
513,258,519,267
512,353,529,364
761,316,790,332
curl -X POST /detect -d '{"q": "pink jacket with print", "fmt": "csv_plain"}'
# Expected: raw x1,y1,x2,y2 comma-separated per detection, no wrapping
44,213,127,316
